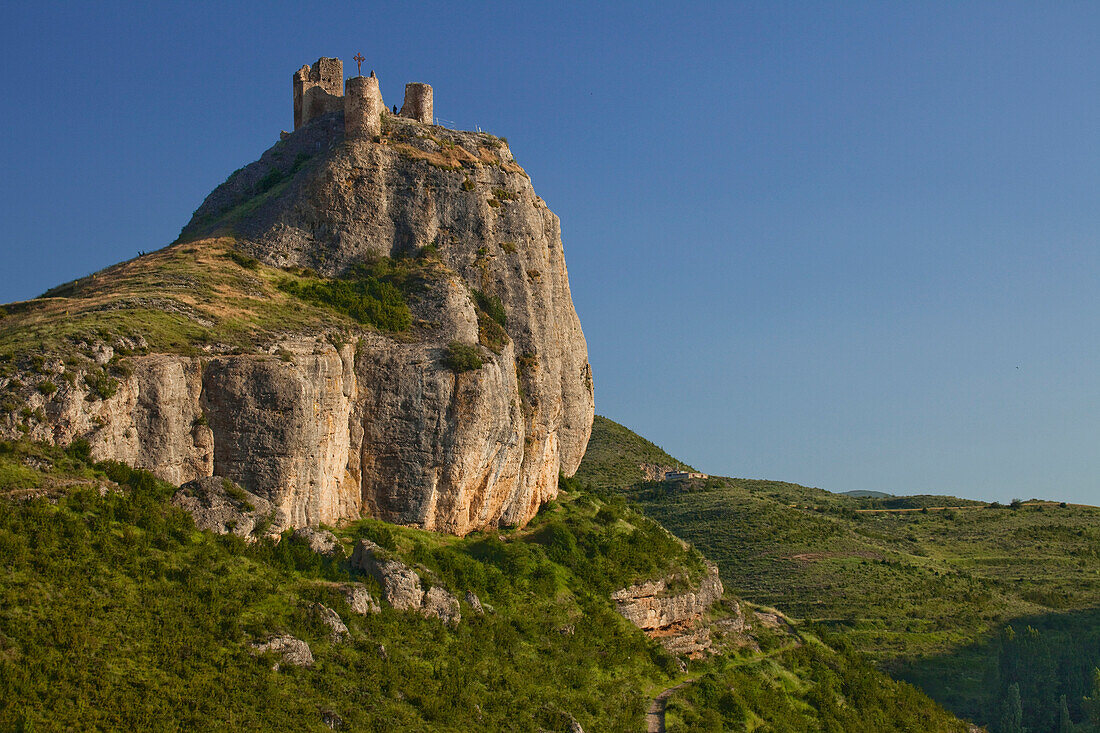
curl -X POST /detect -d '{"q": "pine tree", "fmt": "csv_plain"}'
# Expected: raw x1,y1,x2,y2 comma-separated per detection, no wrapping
999,682,1025,733
1083,668,1100,732
1059,694,1073,733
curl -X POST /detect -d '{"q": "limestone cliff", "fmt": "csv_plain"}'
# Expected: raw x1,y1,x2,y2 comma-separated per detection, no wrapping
611,563,724,631
0,109,594,535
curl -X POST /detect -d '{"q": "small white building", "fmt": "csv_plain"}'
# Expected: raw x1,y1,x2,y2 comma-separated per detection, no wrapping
664,471,708,481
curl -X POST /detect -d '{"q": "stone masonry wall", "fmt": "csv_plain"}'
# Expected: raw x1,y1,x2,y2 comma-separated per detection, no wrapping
294,57,344,129
400,83,433,124
345,73,385,138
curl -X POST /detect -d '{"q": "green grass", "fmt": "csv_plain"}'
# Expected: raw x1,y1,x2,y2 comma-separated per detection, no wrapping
0,441,968,731
577,416,1100,732
0,240,448,367
573,415,694,489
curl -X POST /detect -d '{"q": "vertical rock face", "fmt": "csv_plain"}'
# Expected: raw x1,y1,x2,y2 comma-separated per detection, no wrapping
181,114,595,534
3,113,593,537
201,345,358,527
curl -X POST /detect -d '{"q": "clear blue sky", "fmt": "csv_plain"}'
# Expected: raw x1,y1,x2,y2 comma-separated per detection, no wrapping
3,2,1099,504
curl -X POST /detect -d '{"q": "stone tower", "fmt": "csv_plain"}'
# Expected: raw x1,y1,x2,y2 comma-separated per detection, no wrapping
400,83,433,124
293,57,344,129
345,72,385,138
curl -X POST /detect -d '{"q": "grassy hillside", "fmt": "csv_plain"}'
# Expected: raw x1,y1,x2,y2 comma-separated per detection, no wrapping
572,415,693,488
0,237,440,364
0,440,967,731
578,416,1100,732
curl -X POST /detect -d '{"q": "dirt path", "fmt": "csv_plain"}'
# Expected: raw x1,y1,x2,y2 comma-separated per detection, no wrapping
646,678,696,733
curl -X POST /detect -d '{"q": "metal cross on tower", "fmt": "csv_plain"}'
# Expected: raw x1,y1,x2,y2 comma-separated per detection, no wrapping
353,53,365,76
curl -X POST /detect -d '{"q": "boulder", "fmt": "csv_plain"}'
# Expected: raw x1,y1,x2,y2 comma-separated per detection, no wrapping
342,583,381,615
171,476,274,538
465,591,485,616
251,634,313,669
350,540,424,611
291,527,340,556
422,586,461,626
309,602,349,642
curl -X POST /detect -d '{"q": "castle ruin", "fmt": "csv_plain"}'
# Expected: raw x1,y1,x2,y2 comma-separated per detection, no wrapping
292,56,434,134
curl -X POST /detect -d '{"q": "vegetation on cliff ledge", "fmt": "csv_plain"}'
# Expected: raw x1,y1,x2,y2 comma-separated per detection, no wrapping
275,261,413,332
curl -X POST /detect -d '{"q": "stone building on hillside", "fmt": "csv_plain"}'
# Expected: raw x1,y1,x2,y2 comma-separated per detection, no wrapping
665,471,709,481
291,56,434,133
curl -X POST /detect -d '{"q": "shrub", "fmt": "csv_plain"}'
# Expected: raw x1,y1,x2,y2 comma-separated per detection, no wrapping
227,250,260,269
255,167,284,194
277,270,411,332
471,290,508,352
37,381,58,396
462,178,475,191
84,369,119,401
500,241,517,254
352,520,397,551
289,152,310,174
66,438,92,463
442,341,483,373
471,290,506,328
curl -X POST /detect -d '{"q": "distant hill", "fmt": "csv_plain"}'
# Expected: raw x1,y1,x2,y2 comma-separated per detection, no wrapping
842,489,892,498
575,417,1100,732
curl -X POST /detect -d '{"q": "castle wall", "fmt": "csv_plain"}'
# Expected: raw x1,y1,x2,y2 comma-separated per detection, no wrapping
345,74,385,138
293,57,345,129
400,83,433,124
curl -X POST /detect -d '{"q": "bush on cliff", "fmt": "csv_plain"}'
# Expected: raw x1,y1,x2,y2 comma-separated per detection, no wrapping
277,270,411,331
442,341,483,372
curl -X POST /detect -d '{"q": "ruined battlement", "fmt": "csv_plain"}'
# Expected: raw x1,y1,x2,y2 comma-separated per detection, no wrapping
291,57,434,133
293,57,344,130
399,83,433,125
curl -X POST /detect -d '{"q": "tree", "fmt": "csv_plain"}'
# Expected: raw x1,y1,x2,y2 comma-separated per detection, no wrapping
999,682,1025,733
1082,668,1100,731
1059,694,1073,733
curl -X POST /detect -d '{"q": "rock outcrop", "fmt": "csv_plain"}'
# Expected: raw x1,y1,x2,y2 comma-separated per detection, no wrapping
251,635,314,669
612,563,733,659
0,111,594,537
171,476,274,537
350,539,464,624
291,527,341,556
611,563,723,631
351,540,425,611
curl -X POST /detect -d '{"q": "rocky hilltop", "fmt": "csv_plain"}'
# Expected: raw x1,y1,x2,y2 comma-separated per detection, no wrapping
0,91,593,536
